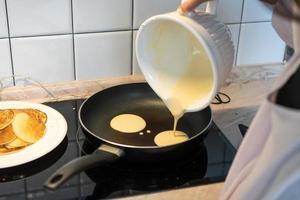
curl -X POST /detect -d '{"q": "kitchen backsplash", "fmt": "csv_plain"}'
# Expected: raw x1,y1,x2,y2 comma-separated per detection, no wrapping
0,0,285,86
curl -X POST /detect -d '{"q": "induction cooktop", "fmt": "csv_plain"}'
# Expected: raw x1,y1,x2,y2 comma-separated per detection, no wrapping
0,99,236,199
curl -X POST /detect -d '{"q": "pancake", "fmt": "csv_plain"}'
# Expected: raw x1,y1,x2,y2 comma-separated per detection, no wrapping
0,125,17,145
0,109,14,130
110,114,146,133
6,138,29,148
13,109,47,124
154,130,189,146
0,146,12,154
22,109,47,124
0,146,23,155
12,112,46,143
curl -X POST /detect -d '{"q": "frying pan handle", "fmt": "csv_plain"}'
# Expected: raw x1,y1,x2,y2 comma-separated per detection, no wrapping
44,144,123,190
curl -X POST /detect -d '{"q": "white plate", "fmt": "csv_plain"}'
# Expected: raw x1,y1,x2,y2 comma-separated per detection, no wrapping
0,101,67,169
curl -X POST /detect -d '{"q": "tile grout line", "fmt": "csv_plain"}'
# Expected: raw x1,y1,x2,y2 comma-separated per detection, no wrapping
8,32,73,39
240,20,271,24
130,0,134,75
225,20,271,25
131,31,134,75
240,0,245,24
6,29,134,39
70,0,77,81
70,29,134,35
235,0,246,66
4,0,15,86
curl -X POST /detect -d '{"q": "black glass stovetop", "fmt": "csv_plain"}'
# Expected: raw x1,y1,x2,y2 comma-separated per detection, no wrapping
0,99,236,200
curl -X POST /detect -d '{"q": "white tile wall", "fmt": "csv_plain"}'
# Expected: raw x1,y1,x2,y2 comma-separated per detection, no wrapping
237,22,285,66
0,39,13,86
133,0,181,29
74,31,131,80
0,0,8,38
217,0,243,24
72,0,132,33
11,35,74,84
7,0,72,37
242,0,273,22
0,0,286,86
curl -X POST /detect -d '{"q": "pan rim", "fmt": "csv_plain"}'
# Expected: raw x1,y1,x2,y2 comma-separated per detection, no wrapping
78,83,212,149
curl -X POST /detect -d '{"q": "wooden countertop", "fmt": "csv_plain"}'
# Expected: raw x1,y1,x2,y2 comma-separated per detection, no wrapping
0,64,282,105
118,183,224,200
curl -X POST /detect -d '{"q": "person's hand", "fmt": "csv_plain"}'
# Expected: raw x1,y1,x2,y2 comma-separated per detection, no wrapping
180,0,211,13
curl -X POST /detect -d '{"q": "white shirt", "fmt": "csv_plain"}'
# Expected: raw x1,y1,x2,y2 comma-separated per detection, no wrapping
221,1,300,199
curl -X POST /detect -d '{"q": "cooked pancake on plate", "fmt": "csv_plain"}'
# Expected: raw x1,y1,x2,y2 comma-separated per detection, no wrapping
0,146,22,155
0,125,16,145
0,108,47,155
12,112,46,144
0,101,67,168
6,138,29,148
21,109,47,124
0,109,14,130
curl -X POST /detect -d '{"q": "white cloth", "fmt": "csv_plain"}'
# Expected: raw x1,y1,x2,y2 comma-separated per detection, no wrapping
220,1,300,199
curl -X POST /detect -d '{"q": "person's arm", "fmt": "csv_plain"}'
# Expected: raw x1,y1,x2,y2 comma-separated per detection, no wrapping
180,0,212,13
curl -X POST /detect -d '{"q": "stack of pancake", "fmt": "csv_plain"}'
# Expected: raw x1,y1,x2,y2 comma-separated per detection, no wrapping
0,109,47,155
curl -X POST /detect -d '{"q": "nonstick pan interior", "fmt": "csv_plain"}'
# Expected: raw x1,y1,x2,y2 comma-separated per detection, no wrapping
79,83,211,148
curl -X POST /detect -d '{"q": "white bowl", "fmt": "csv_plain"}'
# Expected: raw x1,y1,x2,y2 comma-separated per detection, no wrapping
136,11,234,112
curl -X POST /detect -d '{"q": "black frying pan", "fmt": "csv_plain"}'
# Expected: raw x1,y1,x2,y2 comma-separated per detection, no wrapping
45,83,212,189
